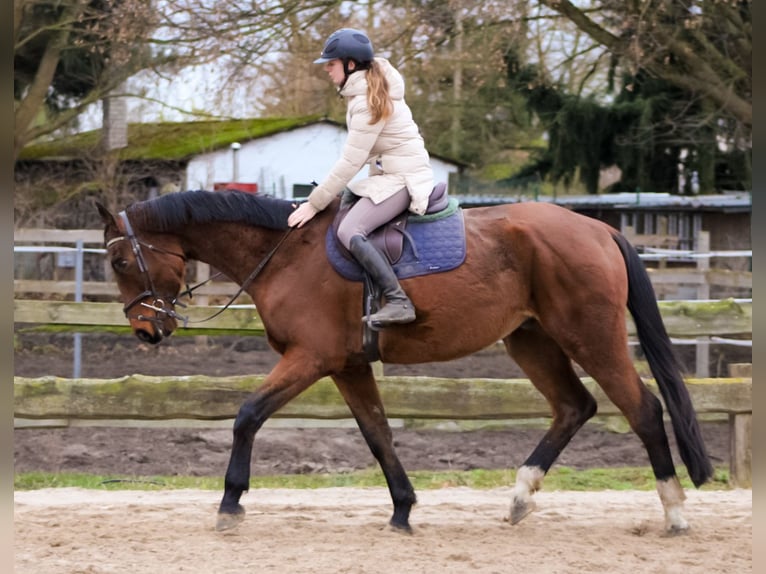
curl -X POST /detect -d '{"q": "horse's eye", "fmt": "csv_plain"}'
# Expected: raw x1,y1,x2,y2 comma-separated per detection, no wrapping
111,258,129,273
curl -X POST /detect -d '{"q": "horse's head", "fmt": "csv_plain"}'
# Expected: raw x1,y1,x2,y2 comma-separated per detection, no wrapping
97,202,188,344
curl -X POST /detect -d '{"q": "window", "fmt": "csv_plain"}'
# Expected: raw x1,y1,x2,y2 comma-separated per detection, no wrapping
620,211,701,253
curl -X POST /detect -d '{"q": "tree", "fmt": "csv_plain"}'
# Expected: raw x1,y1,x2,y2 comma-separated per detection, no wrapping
13,0,164,158
14,0,341,155
229,0,540,168
538,0,751,133
379,0,537,166
502,1,751,194
506,55,751,194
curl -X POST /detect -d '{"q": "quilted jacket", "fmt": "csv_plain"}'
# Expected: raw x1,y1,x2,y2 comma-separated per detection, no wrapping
306,58,434,215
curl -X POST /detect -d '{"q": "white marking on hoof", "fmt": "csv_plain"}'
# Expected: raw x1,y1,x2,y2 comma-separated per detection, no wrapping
509,466,545,525
656,477,689,533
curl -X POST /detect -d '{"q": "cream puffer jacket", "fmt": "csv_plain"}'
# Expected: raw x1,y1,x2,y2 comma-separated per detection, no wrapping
307,58,434,215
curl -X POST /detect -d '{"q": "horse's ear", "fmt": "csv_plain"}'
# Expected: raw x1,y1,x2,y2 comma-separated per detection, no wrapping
95,202,122,247
95,201,117,228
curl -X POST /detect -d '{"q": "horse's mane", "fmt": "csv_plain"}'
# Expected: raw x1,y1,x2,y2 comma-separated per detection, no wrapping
127,190,295,232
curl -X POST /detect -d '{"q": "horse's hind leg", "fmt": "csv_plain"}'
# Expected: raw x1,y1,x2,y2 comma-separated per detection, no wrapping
502,321,598,525
546,308,688,533
570,339,687,532
332,364,417,532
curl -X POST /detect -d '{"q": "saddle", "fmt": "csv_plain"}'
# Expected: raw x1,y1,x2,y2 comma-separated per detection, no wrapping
327,182,464,281
325,183,466,364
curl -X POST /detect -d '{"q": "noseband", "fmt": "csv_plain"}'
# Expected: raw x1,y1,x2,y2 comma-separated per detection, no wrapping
107,210,190,333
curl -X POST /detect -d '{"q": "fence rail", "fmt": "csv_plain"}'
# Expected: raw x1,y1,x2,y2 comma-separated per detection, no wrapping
14,278,242,299
13,298,753,338
13,229,752,301
13,269,753,300
13,373,752,487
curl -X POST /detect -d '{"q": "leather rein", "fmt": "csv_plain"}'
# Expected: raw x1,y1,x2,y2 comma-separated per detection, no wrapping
108,210,292,330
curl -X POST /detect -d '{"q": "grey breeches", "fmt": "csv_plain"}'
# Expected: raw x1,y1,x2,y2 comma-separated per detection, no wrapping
336,187,410,250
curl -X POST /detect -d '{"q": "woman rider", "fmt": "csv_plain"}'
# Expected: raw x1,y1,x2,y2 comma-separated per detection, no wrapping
287,28,434,327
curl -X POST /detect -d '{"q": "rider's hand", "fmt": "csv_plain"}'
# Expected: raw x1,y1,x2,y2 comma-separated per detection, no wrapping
288,202,319,228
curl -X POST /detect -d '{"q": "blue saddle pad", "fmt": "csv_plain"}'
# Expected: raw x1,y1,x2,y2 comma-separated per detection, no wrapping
325,198,467,282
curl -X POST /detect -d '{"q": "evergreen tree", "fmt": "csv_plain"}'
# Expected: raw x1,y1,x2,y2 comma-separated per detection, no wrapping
504,27,750,195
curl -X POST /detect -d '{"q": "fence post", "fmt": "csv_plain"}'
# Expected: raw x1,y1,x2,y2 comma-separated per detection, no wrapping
73,240,84,379
194,262,210,347
729,412,752,487
695,232,710,377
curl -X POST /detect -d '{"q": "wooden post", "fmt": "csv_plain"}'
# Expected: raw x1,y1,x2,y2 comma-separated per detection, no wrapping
728,363,752,377
194,262,210,346
194,262,210,306
695,231,710,377
729,413,751,487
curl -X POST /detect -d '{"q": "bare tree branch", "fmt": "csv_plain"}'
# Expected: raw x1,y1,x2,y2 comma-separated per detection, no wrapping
539,0,751,128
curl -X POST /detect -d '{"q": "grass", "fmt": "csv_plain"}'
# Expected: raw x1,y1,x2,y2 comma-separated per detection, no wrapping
18,116,324,161
15,465,732,492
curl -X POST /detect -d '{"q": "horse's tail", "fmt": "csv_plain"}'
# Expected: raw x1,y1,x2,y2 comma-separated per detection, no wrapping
612,232,713,487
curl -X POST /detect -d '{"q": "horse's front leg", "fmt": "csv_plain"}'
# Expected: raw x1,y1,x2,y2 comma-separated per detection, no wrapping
216,352,323,531
332,364,417,533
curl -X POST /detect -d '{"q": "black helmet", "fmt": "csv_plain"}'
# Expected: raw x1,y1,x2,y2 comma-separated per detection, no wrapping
314,28,374,64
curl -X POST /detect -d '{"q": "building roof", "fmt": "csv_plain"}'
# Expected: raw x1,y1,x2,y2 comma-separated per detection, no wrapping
17,116,330,162
456,191,752,213
18,116,466,168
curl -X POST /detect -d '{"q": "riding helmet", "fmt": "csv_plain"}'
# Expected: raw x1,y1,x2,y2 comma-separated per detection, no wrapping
314,28,374,64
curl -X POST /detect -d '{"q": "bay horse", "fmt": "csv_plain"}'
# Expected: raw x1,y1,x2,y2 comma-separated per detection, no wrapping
96,190,712,534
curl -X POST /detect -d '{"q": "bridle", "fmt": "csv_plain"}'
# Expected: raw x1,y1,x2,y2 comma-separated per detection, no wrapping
107,209,293,335
106,210,190,333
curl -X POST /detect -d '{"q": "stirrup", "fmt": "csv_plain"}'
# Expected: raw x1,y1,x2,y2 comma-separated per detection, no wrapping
363,301,416,327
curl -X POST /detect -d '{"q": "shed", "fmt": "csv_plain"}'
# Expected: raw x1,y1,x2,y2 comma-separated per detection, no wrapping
16,116,465,204
456,191,751,256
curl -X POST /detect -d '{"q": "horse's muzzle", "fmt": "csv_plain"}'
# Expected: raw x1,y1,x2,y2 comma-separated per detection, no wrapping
129,300,180,344
131,313,177,344
135,326,164,344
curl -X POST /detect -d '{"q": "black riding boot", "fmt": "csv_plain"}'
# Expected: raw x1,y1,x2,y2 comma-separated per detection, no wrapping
348,235,416,326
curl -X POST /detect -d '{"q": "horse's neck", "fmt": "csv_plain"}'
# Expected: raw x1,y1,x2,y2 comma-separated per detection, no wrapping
180,221,322,290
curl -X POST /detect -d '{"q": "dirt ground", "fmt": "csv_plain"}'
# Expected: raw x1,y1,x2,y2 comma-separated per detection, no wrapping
14,488,752,574
14,331,734,477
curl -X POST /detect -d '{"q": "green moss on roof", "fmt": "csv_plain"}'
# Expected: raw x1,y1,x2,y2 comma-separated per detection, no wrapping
19,116,325,161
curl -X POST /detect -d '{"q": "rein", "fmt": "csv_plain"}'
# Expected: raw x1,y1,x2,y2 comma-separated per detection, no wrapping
110,210,293,330
180,225,294,325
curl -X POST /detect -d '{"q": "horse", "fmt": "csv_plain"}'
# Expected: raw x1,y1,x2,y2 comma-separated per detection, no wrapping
96,189,712,534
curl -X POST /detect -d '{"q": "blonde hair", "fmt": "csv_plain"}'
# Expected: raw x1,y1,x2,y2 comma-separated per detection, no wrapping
365,60,393,124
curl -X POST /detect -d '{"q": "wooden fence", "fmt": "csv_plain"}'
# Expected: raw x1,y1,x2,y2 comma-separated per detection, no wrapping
13,373,751,488
14,298,752,486
14,298,753,379
14,228,227,304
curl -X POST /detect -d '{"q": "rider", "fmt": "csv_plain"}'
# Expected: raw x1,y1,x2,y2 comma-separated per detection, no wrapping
287,28,434,326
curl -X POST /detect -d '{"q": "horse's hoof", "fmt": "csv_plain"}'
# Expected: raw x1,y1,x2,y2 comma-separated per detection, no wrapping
215,505,246,531
663,523,690,537
509,497,537,525
389,520,413,535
